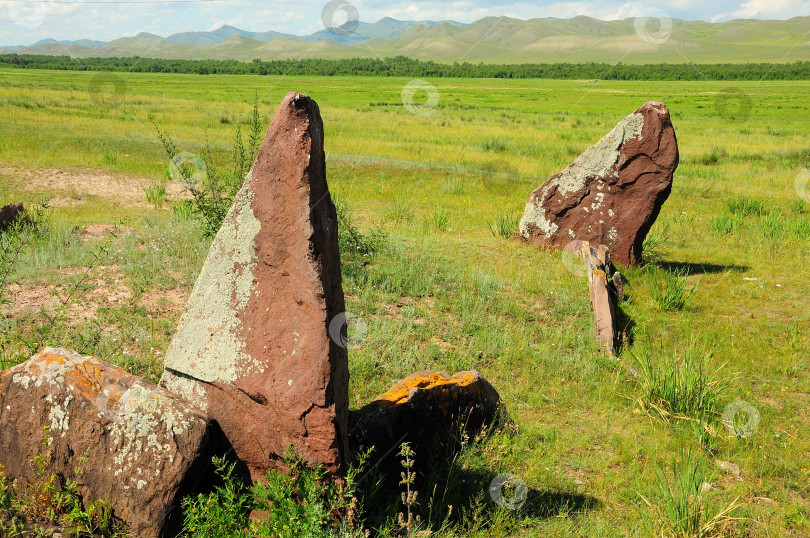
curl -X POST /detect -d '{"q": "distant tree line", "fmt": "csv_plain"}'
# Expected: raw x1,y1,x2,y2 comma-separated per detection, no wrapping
1,54,809,80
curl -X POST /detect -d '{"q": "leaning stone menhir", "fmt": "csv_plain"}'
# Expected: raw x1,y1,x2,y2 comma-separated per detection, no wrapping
519,102,679,266
0,348,220,537
160,91,349,481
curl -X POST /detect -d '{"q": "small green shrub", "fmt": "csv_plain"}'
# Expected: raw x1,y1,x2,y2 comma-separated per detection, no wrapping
647,265,698,311
154,96,264,236
183,449,366,538
0,437,125,537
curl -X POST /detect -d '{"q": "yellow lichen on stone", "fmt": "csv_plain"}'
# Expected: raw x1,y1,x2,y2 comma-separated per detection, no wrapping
374,371,477,407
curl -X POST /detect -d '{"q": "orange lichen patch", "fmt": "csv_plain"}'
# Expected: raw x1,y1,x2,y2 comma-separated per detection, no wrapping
26,350,128,404
374,371,477,407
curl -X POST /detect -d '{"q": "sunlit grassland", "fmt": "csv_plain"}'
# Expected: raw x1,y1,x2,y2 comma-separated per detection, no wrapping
1,67,809,536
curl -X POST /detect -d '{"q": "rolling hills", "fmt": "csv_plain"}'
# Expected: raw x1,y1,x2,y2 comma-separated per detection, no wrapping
3,15,809,64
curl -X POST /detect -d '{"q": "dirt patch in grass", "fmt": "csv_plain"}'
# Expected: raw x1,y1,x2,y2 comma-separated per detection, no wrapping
81,224,136,238
1,164,186,207
4,265,129,324
3,265,188,325
139,288,188,317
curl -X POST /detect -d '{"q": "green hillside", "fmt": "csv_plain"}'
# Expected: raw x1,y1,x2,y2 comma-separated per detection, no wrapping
9,15,810,64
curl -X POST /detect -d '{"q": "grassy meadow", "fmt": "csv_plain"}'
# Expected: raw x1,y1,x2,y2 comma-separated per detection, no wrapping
1,67,809,536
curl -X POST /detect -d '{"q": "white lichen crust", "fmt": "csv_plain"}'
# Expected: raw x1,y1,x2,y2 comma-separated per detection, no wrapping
162,171,262,384
6,347,208,497
520,112,644,239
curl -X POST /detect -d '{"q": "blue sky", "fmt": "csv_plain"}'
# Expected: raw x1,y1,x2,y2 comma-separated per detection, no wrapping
1,0,808,46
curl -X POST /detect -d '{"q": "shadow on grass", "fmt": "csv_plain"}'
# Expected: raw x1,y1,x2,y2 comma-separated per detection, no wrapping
657,260,748,275
358,462,600,534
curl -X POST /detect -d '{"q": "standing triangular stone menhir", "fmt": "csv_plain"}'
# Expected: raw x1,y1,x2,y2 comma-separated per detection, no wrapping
160,92,348,479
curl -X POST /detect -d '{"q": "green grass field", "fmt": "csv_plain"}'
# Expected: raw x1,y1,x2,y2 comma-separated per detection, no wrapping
1,67,809,536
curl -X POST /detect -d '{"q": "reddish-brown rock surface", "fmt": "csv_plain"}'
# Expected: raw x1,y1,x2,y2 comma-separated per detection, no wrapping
160,91,349,480
349,371,502,476
0,203,24,231
0,348,216,537
519,102,679,266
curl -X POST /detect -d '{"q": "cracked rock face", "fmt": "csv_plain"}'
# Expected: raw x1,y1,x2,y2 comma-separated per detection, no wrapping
519,102,679,266
160,91,348,480
0,348,215,537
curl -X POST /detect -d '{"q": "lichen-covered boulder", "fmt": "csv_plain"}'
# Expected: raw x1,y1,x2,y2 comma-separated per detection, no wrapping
519,102,679,266
160,91,349,481
0,348,218,537
349,371,502,476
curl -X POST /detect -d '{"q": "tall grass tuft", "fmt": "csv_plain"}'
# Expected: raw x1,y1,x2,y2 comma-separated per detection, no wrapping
726,197,766,217
334,197,386,281
647,265,698,311
642,450,743,537
143,180,166,208
632,345,731,423
487,211,519,239
641,228,666,265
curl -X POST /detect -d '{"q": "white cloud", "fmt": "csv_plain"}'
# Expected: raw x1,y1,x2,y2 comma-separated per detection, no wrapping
728,0,810,18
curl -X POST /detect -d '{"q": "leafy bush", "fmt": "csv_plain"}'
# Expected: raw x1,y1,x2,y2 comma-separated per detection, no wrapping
153,97,263,237
0,438,125,537
183,450,366,538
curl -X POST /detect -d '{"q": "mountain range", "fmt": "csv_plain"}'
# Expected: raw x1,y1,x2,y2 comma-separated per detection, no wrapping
3,16,809,64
